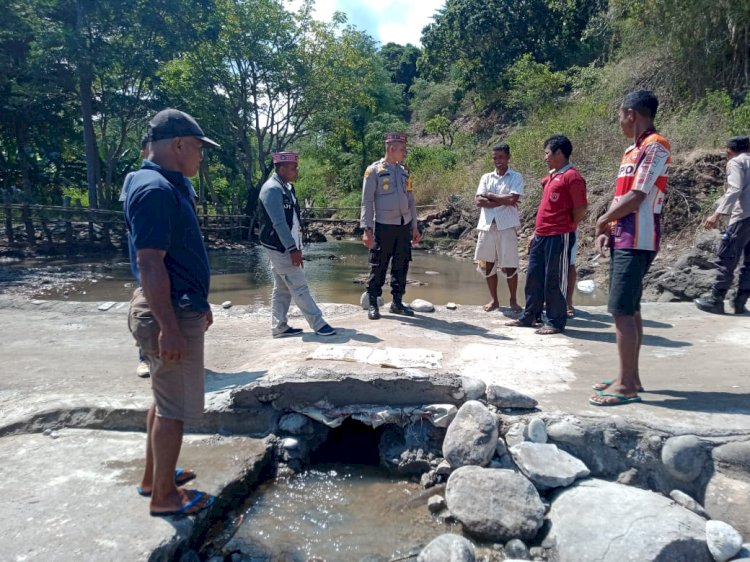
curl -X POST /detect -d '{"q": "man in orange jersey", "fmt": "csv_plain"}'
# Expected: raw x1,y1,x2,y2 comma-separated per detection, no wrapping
590,90,670,407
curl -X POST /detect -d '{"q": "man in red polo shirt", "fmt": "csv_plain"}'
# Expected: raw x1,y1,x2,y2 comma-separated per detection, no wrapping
507,134,587,334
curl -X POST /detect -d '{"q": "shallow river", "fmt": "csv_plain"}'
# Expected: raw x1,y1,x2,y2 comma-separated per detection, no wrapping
0,239,608,307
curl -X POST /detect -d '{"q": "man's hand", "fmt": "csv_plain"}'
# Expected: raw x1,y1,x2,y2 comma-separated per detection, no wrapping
412,228,421,246
703,213,721,230
363,229,374,249
595,218,611,238
527,235,534,250
158,326,187,362
595,234,610,257
475,195,490,208
205,309,213,331
290,249,304,267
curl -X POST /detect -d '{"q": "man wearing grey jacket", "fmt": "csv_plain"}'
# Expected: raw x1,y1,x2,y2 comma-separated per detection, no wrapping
695,136,750,314
258,152,336,337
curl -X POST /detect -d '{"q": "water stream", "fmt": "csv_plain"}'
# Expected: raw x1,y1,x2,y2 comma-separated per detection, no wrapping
0,239,608,307
227,465,461,562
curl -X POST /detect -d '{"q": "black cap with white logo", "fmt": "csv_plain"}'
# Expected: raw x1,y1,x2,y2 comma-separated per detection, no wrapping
147,108,220,148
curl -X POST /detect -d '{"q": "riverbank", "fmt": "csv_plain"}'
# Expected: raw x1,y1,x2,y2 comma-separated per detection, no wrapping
2,296,748,560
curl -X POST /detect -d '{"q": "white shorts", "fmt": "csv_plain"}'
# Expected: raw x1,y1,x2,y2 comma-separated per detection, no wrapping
474,223,519,275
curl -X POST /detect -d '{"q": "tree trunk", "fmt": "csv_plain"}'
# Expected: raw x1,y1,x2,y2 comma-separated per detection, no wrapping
77,0,99,216
16,124,36,247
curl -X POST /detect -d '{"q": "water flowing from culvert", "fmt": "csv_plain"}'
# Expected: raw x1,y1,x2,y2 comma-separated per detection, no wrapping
0,240,609,306
226,465,461,561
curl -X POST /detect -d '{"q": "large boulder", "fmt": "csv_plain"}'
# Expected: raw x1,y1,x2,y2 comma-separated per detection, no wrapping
445,466,545,542
417,534,476,562
704,472,750,538
661,435,709,482
442,401,498,468
509,442,590,490
547,479,712,562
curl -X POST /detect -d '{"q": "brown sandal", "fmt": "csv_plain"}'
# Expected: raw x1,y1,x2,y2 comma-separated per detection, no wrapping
535,326,561,335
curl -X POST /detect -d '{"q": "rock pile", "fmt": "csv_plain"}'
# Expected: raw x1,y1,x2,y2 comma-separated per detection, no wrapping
267,374,749,561
412,395,748,562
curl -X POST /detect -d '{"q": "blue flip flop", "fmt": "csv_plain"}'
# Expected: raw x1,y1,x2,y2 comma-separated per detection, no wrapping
136,467,197,497
589,392,642,407
149,490,215,518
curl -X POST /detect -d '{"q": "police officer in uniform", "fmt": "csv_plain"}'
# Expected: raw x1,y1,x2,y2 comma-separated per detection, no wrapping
360,132,420,320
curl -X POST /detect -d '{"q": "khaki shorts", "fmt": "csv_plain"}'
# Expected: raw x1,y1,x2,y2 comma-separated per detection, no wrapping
128,288,207,423
474,223,520,275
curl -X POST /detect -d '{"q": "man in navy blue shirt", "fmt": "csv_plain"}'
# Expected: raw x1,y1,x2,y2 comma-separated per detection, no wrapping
125,108,218,517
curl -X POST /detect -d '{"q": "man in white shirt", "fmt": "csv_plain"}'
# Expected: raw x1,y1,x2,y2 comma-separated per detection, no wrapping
474,143,524,313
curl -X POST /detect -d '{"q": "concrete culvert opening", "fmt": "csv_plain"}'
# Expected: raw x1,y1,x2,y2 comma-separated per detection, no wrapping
307,418,383,466
220,417,458,561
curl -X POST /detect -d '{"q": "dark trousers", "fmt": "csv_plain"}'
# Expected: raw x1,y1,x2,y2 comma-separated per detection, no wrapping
367,222,412,298
520,231,575,331
714,217,750,294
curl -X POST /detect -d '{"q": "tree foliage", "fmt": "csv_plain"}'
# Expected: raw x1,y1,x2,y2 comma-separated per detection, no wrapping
419,0,607,95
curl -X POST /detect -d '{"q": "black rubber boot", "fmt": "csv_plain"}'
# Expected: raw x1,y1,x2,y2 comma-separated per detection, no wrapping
732,290,749,314
368,295,381,320
694,289,726,315
389,296,414,316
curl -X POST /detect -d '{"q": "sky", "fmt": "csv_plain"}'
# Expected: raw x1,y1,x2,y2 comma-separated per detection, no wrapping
288,0,445,46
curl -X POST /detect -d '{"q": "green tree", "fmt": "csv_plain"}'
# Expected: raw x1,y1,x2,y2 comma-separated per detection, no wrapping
162,1,390,226
609,0,750,98
425,115,456,147
419,0,607,96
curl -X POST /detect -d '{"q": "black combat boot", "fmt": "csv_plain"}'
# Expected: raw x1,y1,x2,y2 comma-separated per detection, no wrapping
694,289,726,315
732,290,749,314
389,296,414,316
368,294,381,320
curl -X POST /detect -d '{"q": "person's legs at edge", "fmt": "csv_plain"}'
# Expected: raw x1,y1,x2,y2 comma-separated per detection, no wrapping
484,262,499,311
270,264,293,334
282,265,326,331
514,235,544,325
611,312,641,395
366,224,390,304
566,265,576,313
139,404,156,491
503,267,521,312
737,238,750,312
147,311,211,513
149,414,194,513
591,249,652,404
389,224,414,314
500,226,521,313
540,233,568,332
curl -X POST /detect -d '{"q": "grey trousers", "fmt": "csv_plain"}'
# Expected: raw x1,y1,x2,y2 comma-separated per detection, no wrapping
266,248,326,334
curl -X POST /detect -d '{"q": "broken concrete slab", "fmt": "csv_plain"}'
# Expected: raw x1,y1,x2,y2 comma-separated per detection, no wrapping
0,429,272,562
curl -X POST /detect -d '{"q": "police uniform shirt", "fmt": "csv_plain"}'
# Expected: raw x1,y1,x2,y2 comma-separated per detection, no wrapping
360,159,417,230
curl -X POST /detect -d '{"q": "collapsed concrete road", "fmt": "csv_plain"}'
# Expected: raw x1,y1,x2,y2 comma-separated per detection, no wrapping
1,295,748,560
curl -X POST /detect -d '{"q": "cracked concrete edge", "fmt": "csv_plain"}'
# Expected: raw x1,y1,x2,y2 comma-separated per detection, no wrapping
0,401,281,439
152,437,278,562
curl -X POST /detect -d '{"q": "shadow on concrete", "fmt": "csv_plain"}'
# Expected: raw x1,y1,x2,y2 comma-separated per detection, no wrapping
642,390,750,415
205,370,267,392
300,328,382,344
569,310,673,329
564,328,692,348
388,314,511,341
